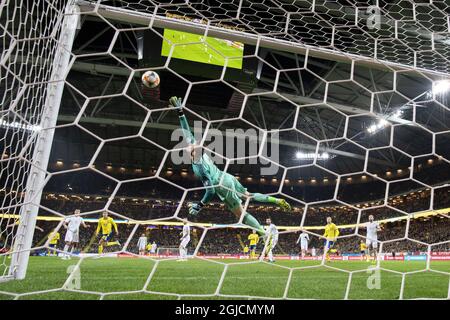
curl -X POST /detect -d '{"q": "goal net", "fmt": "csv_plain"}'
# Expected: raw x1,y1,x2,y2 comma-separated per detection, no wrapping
0,0,449,300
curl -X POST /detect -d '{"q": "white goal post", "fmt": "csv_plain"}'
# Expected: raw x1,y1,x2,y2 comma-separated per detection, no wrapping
1,1,79,280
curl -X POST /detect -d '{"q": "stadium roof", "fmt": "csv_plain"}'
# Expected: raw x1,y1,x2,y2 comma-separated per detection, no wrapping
52,11,450,183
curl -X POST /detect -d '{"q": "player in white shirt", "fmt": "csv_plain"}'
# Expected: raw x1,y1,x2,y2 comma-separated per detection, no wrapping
137,233,147,256
150,241,157,254
178,221,190,261
360,215,382,261
311,247,316,257
296,230,310,259
263,218,278,263
62,209,89,259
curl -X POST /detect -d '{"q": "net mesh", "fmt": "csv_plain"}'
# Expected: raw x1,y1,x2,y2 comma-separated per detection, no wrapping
0,0,449,300
0,0,71,279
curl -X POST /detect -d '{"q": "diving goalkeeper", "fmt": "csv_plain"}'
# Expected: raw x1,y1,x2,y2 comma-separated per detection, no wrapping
169,96,291,235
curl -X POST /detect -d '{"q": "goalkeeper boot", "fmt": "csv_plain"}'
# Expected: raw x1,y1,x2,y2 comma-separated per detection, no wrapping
276,199,291,212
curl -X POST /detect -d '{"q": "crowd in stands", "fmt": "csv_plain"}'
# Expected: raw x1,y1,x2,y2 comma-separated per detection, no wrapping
1,182,449,256
19,212,449,257
38,184,450,225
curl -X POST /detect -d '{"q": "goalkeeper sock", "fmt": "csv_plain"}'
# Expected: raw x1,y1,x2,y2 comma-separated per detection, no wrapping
252,193,278,204
98,245,103,254
106,241,119,247
242,213,265,236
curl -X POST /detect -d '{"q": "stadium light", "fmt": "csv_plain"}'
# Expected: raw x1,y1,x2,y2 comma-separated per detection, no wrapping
432,79,450,95
367,118,389,134
393,109,403,118
0,119,41,132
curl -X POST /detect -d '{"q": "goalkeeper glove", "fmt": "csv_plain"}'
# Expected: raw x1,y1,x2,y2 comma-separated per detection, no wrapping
188,202,204,216
169,96,184,116
169,96,183,109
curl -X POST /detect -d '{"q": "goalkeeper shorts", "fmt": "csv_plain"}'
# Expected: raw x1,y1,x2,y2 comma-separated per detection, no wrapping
249,244,256,250
216,173,247,211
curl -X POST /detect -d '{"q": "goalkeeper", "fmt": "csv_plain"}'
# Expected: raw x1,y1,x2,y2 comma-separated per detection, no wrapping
169,96,291,236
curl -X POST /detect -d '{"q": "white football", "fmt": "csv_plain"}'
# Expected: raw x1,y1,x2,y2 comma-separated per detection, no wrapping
141,70,160,89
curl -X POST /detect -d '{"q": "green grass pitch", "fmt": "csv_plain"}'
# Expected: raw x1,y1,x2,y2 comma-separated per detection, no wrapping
0,257,449,300
161,29,244,69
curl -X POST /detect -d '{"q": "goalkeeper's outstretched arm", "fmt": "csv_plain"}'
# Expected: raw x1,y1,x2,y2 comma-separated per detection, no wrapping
169,96,196,145
189,177,216,215
169,96,215,216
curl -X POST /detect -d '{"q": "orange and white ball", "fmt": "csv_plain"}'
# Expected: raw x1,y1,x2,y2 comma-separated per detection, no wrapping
141,71,160,89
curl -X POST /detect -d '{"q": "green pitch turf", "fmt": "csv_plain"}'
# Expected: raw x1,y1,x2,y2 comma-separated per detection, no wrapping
0,257,448,300
161,29,244,69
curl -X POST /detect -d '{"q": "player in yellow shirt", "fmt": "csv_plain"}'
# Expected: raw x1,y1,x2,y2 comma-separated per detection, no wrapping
95,211,120,254
323,217,339,262
247,230,259,259
243,245,249,256
47,229,60,256
360,240,367,261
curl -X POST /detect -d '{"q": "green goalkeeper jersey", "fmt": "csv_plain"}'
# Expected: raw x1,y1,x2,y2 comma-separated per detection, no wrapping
177,113,244,207
192,153,223,204
192,153,222,185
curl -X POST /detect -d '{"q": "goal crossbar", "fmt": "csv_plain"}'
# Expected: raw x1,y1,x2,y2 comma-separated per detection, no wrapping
76,0,449,79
